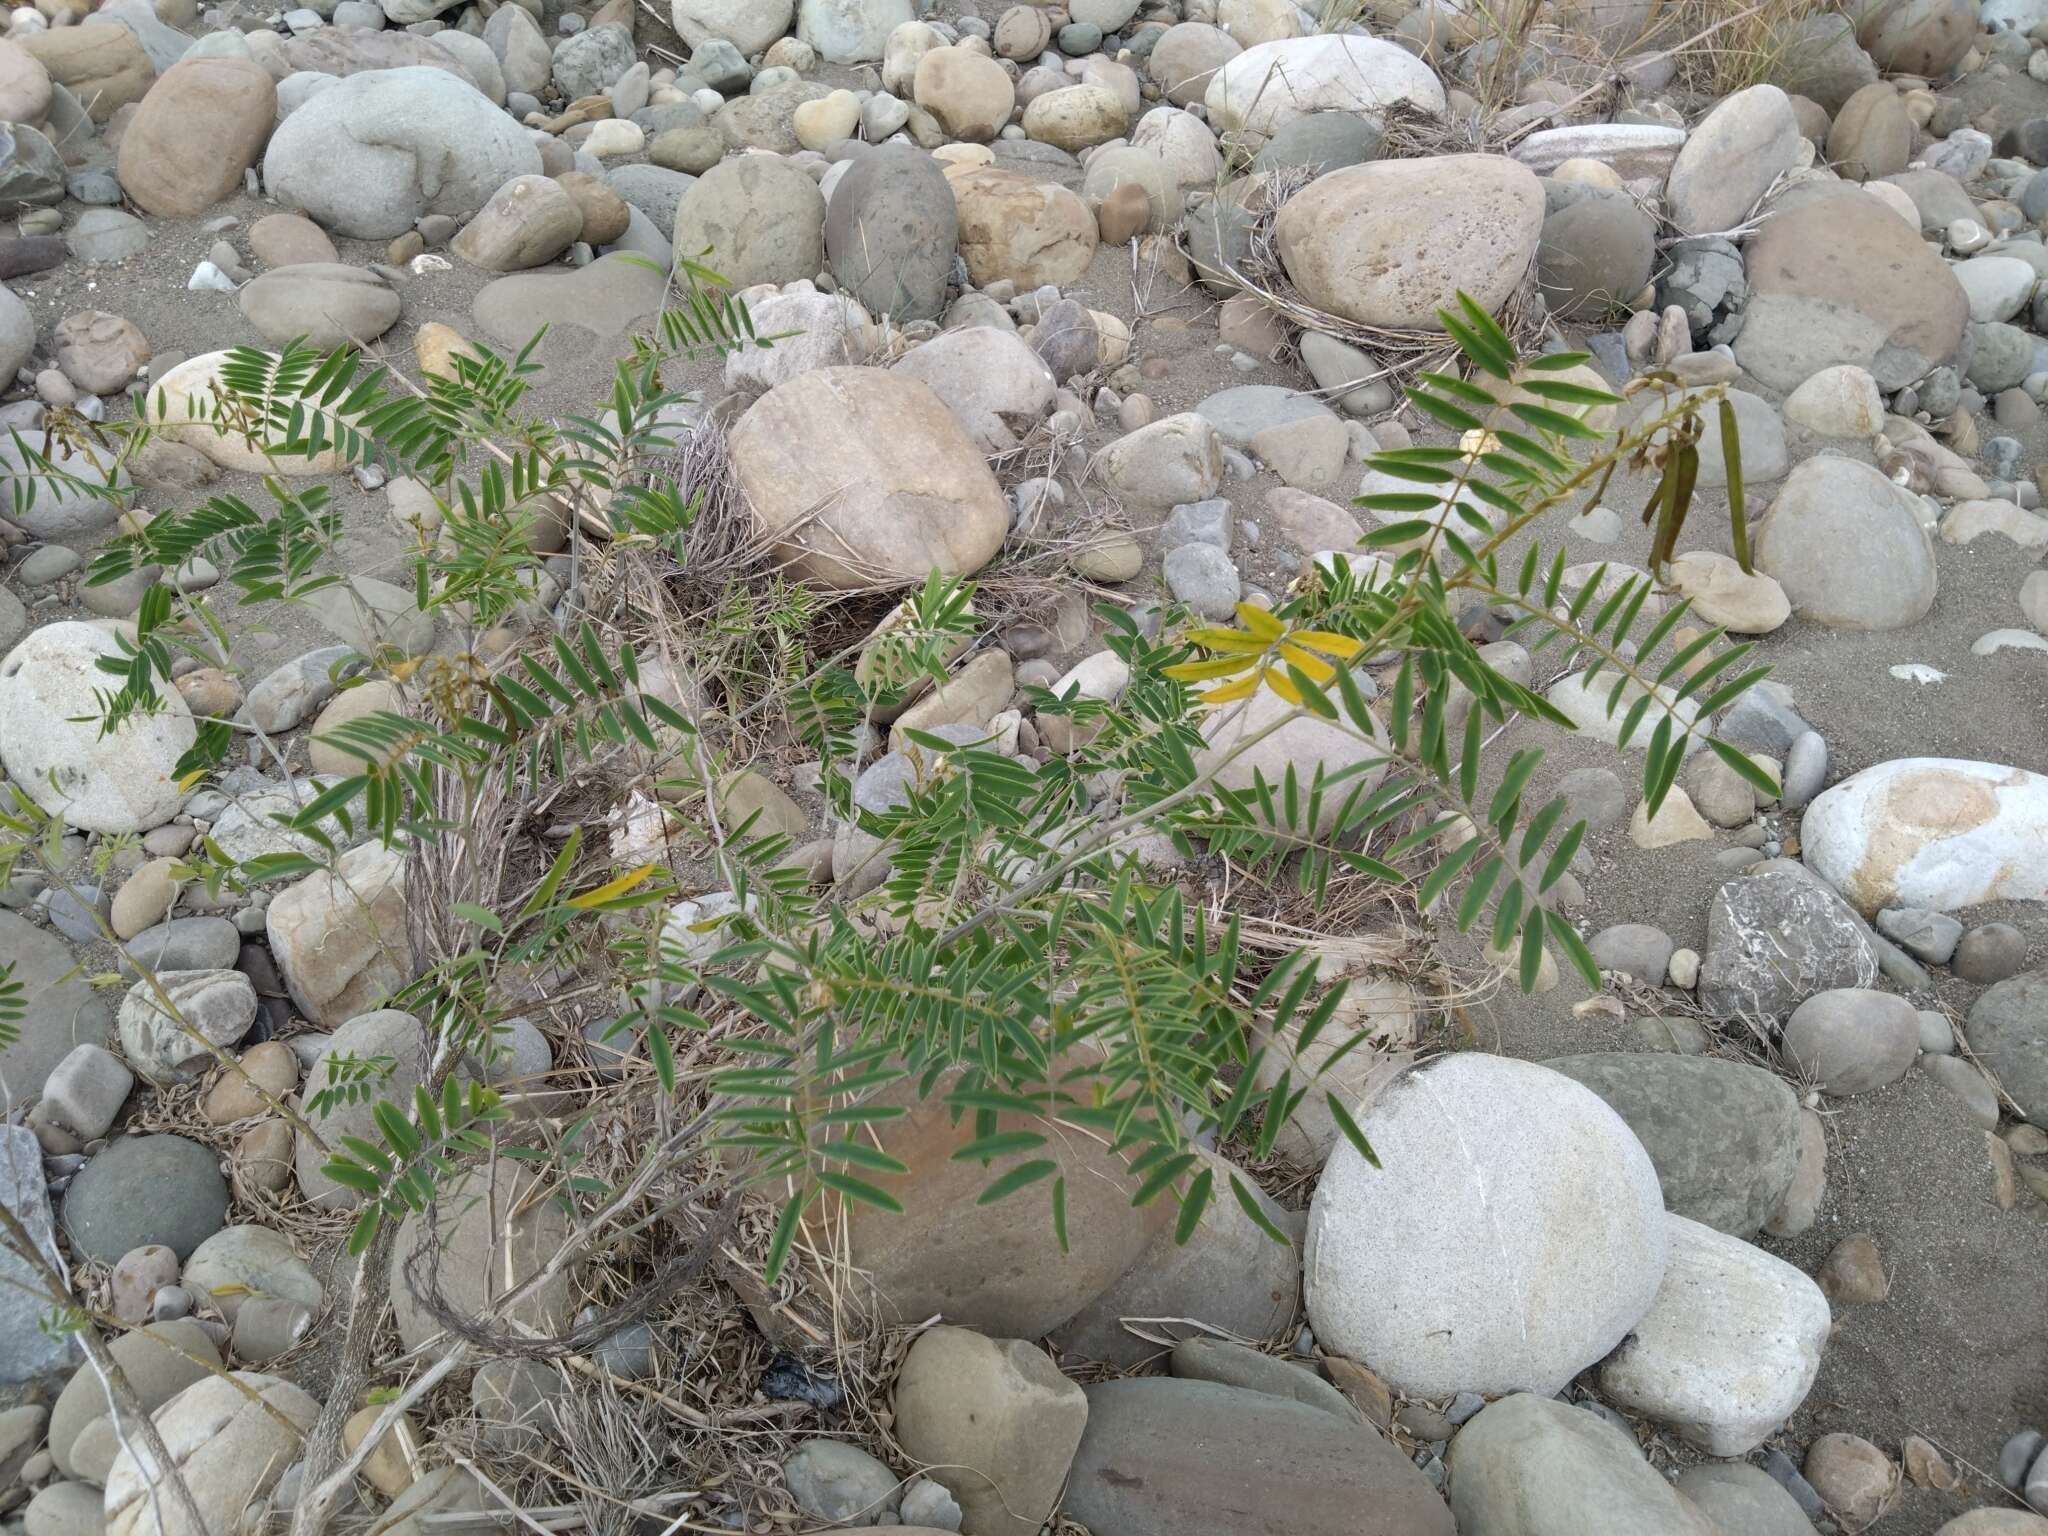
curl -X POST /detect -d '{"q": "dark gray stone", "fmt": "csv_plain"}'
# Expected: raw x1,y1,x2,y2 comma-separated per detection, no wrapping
1249,111,1382,178
0,124,65,216
1168,1337,1356,1422
1538,188,1655,320
2,1125,77,1384
823,144,957,323
60,1133,228,1262
1698,865,1881,1022
1544,1053,1801,1237
1955,921,2027,983
1657,235,1747,349
0,911,114,1104
1966,968,2048,1123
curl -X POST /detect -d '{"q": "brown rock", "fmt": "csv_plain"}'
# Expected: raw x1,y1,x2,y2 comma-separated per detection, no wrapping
451,174,583,271
201,1040,300,1125
1097,180,1149,245
821,1062,1169,1335
21,26,154,123
173,666,241,718
307,679,406,776
1826,81,1910,181
248,212,337,268
109,856,179,940
1901,1434,1957,1490
948,165,1098,289
115,57,274,217
54,310,150,395
892,1328,1087,1536
912,46,1015,143
554,170,629,246
1803,1433,1895,1532
232,1119,294,1197
0,236,66,279
1817,1231,1888,1304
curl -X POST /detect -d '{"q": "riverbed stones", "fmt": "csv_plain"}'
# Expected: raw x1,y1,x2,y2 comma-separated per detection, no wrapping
388,1160,573,1356
1203,34,1446,145
1966,970,2048,1124
672,156,825,288
947,164,1098,289
1666,84,1804,235
267,843,414,1026
451,175,583,272
104,1373,318,1536
116,56,272,218
1447,1392,1714,1535
238,263,401,348
1783,988,1922,1094
61,1133,227,1262
1756,456,1937,629
1305,1054,1667,1398
823,145,956,323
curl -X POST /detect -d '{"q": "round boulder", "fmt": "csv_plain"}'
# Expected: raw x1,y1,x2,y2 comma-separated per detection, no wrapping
1151,22,1240,108
1536,186,1655,318
1275,154,1544,329
1755,455,1935,629
912,45,1014,143
824,145,957,323
61,1133,228,1262
1305,1053,1667,1398
451,174,584,272
671,0,792,56
671,155,825,289
727,366,1008,590
948,164,1098,289
115,56,275,218
1204,34,1445,144
891,326,1056,452
238,263,401,349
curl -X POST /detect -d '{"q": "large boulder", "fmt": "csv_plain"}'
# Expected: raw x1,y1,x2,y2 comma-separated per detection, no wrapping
727,367,1008,591
1545,1054,1801,1238
823,145,956,323
48,1318,218,1479
1734,190,1967,390
1275,155,1543,328
1204,35,1445,145
1194,682,1389,840
238,264,401,350
1802,759,2048,916
1597,1214,1830,1454
19,26,152,122
1304,1055,1667,1399
0,913,114,1108
388,1161,573,1354
798,0,913,62
822,1067,1170,1336
1967,969,2048,1126
947,165,1098,289
115,56,274,217
261,66,542,240
0,623,193,834
1664,84,1804,236
105,1374,317,1536
1151,22,1241,108
266,843,415,1026
61,1133,227,1263
1447,1392,1723,1535
1755,455,1935,629
1065,1378,1455,1536
1855,0,1979,75
914,46,1015,142
295,1009,426,1208
1536,187,1655,319
671,155,825,288
671,0,792,55
1698,865,1881,1022
891,326,1056,453
147,351,350,476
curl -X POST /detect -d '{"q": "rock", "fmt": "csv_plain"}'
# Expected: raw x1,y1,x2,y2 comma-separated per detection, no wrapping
29,1044,132,1150
115,56,272,217
728,367,1006,591
1095,411,1224,510
1735,191,1967,391
389,1159,572,1354
1305,1055,1666,1398
20,27,152,122
1663,549,1790,634
473,251,670,358
672,155,824,288
1066,1377,1454,1536
1276,155,1540,329
1194,679,1387,840
2,1126,76,1383
0,913,115,1110
1169,1337,1354,1420
149,351,349,476
307,679,406,776
116,969,256,1087
1876,906,1962,964
1053,1148,1298,1366
1448,1393,1715,1535
824,145,957,323
829,1065,1167,1335
1782,988,1921,1094
104,1373,318,1536
556,172,629,246
1667,85,1803,236
25,1482,102,1536
604,163,693,241
182,1224,320,1321
1932,1516,2048,1536
1828,82,1911,180
798,0,912,63
1955,923,2027,983
451,175,582,272
1956,257,2037,325
243,646,359,734
1536,186,1655,319
1818,1231,1888,1304
267,843,413,1026
308,575,434,656
1802,759,2048,916
53,310,148,395
1597,1214,1829,1455
1545,1054,1800,1237
0,623,192,834
1152,23,1240,107
263,66,542,240
67,207,150,264
781,1441,899,1527
1803,1433,1894,1530
0,123,65,217
1967,969,2048,1124
200,1038,299,1123
1021,84,1126,150
61,1133,227,1262
913,46,1012,142
551,21,631,98
1857,0,1976,74
0,38,52,125
1782,363,1885,436
894,1327,1087,1536
1756,456,1935,629
1677,1461,1829,1536
239,263,401,349
948,165,1097,289
671,0,791,55
1203,35,1445,145
892,325,1055,453
48,1318,218,1479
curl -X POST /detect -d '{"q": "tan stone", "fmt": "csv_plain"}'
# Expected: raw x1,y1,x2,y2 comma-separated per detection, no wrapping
554,170,629,246
343,1405,422,1498
452,174,582,271
111,856,180,940
308,679,407,776
265,843,414,1025
116,57,274,217
415,321,483,381
1020,84,1128,151
1629,785,1714,848
0,39,52,126
232,1119,295,1198
913,47,1014,143
948,165,1098,289
21,26,153,122
201,1040,301,1126
887,649,1014,756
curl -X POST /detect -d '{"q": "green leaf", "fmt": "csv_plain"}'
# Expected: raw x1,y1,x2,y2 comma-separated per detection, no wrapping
1173,1167,1214,1245
763,1192,806,1285
450,902,504,934
1229,1171,1292,1247
815,1168,904,1213
1706,736,1781,798
1326,1093,1381,1169
975,1159,1059,1205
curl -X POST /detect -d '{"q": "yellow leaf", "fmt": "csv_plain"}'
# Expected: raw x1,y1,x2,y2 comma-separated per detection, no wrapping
1263,667,1304,706
1199,671,1262,704
1234,602,1285,641
1289,629,1365,660
176,768,209,792
566,863,659,909
1183,627,1270,655
1276,643,1337,683
1164,655,1257,683
387,655,428,683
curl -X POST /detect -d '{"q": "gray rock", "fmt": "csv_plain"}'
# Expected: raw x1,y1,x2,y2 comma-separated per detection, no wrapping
242,644,362,734
43,882,109,945
823,144,956,323
1545,1053,1801,1237
1675,1461,1822,1536
605,163,695,240
295,1009,427,1207
797,0,912,63
48,1318,220,1482
2000,1430,2045,1492
1966,968,2048,1122
1161,541,1239,619
551,21,632,98
1782,988,1921,1095
1720,687,1812,756
1968,320,2036,394
1537,187,1655,320
0,123,66,215
1921,1052,2000,1126
117,916,242,979
66,208,150,263
1658,235,1747,349
671,155,825,288
1195,383,1333,448
1875,906,1962,964
27,1043,132,1148
1248,111,1382,177
2,1125,77,1383
1556,766,1628,828
307,575,436,657
1447,1393,1707,1534
183,1223,322,1322
1699,865,1881,1023
1955,922,2028,983
1756,456,1935,631
1780,730,1827,812
262,65,544,240
781,1439,899,1525
0,911,115,1105
1587,923,1674,983
238,263,401,350
60,1133,229,1262
116,969,257,1086
1167,1337,1355,1421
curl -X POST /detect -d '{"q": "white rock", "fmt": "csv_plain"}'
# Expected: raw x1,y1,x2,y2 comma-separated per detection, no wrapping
890,325,1056,453
671,0,792,56
1194,681,1388,839
1973,627,2048,656
1511,123,1686,179
1305,1054,1668,1399
1782,364,1884,437
104,1373,319,1536
116,970,258,1087
1663,551,1790,634
1597,1213,1830,1455
1939,498,2048,549
1802,758,2048,916
1548,671,1703,754
1203,35,1444,145
148,351,350,476
1951,255,2037,322
1664,84,1803,236
0,622,194,834
725,290,874,395
266,842,415,1025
